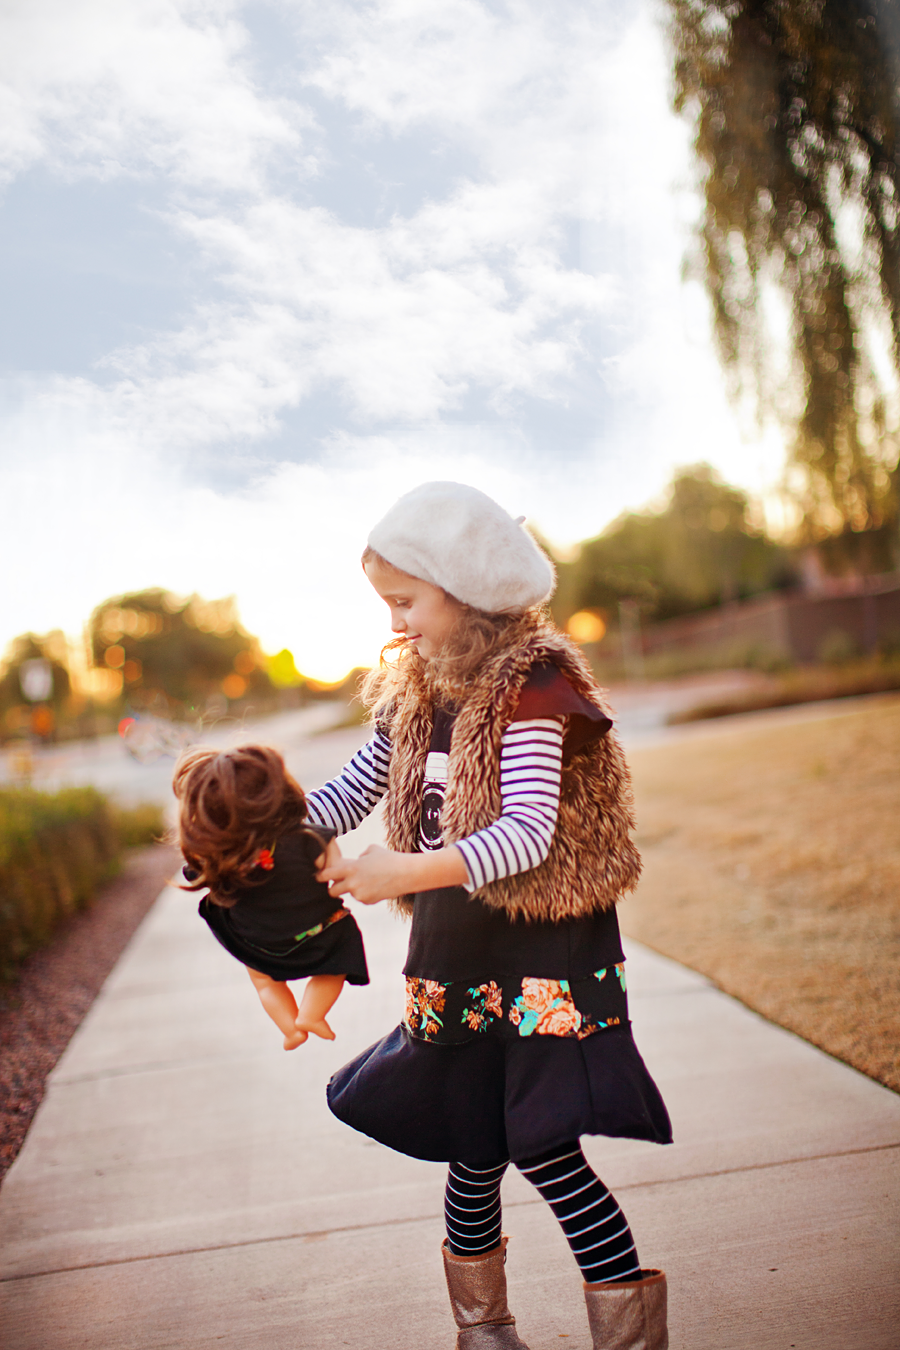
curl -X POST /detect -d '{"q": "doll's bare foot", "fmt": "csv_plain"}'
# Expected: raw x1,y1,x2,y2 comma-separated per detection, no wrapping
295,1017,336,1041
283,1028,308,1050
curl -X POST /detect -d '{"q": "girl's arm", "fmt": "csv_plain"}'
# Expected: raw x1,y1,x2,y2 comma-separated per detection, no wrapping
321,842,469,903
320,719,563,903
305,728,391,835
453,718,562,891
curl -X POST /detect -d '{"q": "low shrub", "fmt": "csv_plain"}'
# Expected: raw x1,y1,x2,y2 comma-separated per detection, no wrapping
817,628,861,665
109,801,166,850
669,656,900,724
638,637,793,680
0,788,165,981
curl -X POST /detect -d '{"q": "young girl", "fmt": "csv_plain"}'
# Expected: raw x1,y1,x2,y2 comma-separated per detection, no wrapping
174,745,369,1049
303,482,671,1350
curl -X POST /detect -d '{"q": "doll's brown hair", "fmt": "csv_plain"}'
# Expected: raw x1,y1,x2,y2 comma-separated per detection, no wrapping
173,744,309,904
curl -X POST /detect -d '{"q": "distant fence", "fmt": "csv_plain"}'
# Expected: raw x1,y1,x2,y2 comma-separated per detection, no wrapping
640,573,900,665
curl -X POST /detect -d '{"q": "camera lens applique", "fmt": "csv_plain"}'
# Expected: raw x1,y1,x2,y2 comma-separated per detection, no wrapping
419,750,449,851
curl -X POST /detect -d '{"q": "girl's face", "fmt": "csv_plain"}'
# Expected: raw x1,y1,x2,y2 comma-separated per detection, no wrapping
364,556,462,661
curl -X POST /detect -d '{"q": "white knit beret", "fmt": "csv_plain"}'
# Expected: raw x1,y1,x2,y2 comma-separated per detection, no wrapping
367,481,556,613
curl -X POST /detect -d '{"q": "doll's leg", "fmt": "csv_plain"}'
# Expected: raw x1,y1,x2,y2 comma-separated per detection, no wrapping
294,974,345,1040
246,967,308,1049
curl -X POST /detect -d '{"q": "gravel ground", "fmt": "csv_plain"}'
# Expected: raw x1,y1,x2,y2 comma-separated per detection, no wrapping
0,843,179,1186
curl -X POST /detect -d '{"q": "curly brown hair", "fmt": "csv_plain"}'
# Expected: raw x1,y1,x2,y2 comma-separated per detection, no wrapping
173,744,310,905
359,547,546,716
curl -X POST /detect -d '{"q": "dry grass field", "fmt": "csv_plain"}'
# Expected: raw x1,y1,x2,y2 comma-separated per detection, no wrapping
621,695,900,1093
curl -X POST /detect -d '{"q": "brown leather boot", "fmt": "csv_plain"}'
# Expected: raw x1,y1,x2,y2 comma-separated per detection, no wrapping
441,1237,531,1349
583,1269,668,1350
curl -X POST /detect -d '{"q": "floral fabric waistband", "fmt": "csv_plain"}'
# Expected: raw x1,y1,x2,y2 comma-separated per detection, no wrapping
403,964,628,1045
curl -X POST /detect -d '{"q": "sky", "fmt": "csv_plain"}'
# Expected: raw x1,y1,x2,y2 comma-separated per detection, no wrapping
0,0,788,682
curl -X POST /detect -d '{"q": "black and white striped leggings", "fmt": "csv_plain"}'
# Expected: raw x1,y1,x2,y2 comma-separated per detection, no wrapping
444,1143,640,1284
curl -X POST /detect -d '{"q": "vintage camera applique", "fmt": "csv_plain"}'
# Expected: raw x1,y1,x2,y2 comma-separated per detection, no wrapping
419,750,449,851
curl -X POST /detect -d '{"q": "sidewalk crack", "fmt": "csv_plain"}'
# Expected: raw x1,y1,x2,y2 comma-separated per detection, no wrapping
3,1140,897,1284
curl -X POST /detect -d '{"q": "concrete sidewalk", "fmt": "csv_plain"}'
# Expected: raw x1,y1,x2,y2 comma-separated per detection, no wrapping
1,734,899,1348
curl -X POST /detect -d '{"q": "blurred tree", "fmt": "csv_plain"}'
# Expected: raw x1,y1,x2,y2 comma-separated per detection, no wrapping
0,633,71,740
267,648,306,690
553,465,789,624
669,0,900,535
88,589,273,714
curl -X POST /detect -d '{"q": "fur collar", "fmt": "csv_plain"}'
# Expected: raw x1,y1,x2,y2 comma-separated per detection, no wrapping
382,622,641,922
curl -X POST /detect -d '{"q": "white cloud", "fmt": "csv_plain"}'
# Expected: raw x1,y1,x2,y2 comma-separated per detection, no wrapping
0,0,305,189
0,0,788,679
16,0,662,448
0,397,557,680
306,0,622,149
111,191,612,433
0,0,630,449
305,0,673,225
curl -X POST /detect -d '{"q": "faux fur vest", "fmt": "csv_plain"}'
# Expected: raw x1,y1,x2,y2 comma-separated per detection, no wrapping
381,622,642,923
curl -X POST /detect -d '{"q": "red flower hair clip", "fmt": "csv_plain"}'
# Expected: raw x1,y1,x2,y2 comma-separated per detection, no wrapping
256,846,276,870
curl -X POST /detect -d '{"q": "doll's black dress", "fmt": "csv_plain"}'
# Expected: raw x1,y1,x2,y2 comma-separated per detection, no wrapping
192,826,368,985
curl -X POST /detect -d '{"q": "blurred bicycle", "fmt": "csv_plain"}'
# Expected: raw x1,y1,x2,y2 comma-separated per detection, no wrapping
118,714,196,764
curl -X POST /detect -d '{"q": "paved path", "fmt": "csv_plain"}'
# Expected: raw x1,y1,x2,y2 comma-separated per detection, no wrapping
1,725,899,1348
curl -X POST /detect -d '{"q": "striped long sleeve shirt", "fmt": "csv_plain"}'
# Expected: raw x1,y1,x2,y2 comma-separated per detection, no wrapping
306,718,563,892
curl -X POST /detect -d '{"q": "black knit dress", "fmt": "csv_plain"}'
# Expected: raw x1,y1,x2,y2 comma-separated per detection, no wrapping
327,668,670,1165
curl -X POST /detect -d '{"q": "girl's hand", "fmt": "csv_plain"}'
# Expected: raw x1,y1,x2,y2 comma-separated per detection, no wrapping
319,844,468,905
319,846,405,905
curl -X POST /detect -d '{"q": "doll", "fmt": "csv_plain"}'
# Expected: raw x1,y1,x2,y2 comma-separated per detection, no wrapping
174,744,368,1049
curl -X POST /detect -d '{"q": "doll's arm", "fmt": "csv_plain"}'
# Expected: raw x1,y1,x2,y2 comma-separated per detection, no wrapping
319,844,468,904
313,836,342,873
